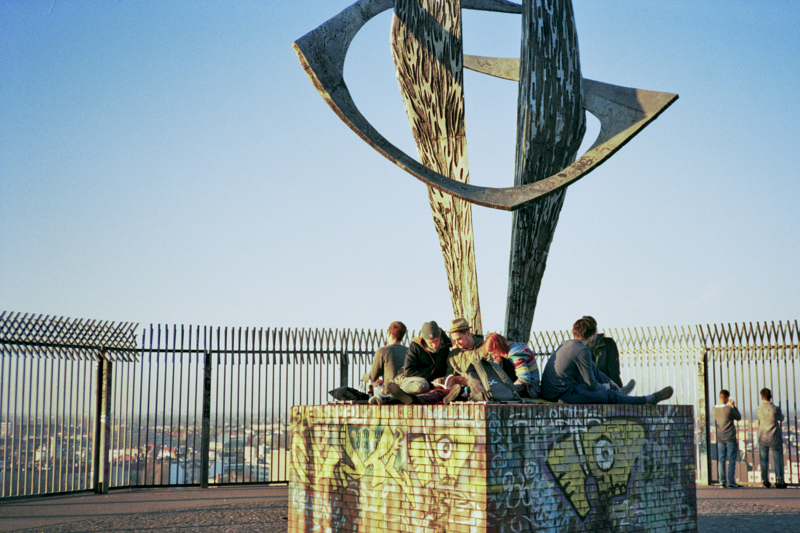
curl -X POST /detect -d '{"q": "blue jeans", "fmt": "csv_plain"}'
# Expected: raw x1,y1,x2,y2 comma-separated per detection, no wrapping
559,382,646,404
718,441,738,486
760,443,784,484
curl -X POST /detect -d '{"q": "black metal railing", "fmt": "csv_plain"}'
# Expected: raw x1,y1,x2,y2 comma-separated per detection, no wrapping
1,311,798,499
701,321,799,485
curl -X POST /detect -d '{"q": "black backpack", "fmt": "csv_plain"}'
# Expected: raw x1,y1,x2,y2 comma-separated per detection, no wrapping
465,358,521,402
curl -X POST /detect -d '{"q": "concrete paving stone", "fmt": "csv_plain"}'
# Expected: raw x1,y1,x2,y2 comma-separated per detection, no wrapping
2,485,799,532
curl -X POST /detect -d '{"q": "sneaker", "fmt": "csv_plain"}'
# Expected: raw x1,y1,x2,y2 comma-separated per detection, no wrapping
368,395,382,405
646,386,674,404
620,379,636,396
762,480,772,488
386,383,416,405
443,384,462,405
726,483,742,488
775,482,788,489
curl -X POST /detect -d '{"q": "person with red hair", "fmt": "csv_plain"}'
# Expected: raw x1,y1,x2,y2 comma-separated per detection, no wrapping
484,332,540,399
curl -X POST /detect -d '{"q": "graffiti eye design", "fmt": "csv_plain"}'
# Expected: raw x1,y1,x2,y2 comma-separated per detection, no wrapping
594,438,615,471
437,437,453,461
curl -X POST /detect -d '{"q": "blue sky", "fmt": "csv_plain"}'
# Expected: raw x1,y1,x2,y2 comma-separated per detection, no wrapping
2,0,799,334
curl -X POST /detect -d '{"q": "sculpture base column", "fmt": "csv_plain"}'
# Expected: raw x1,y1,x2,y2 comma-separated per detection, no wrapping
288,403,698,532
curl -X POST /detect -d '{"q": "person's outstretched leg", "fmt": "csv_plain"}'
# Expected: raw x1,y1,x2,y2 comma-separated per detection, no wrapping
604,386,673,405
718,444,727,487
560,384,672,405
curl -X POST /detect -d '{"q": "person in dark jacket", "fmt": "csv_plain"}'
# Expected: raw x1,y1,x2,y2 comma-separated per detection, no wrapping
540,317,672,405
583,316,633,392
388,321,452,398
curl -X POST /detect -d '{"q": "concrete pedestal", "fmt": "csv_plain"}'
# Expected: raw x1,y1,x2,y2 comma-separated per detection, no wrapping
288,403,697,532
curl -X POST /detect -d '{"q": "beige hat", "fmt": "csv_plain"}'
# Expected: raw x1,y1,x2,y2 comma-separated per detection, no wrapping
448,318,470,333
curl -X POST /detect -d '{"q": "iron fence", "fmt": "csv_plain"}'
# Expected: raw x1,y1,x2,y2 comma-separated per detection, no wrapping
0,312,383,498
701,322,799,485
1,311,798,499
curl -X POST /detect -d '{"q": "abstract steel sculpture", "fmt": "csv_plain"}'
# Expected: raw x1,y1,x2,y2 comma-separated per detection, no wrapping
293,0,677,341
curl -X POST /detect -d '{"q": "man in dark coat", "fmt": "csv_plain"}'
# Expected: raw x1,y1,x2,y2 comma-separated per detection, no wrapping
389,321,451,396
583,315,623,389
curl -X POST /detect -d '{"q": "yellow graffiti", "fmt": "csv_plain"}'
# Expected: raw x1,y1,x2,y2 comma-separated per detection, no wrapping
546,419,645,520
289,408,312,484
289,409,343,485
311,428,341,483
342,424,410,490
407,427,477,487
291,409,482,532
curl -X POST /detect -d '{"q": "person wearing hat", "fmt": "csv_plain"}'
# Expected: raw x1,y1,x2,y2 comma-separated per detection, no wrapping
446,318,517,381
387,321,452,399
446,318,484,377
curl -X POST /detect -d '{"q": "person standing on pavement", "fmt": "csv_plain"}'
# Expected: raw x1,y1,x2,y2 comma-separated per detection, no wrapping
367,321,407,405
713,389,742,488
757,387,787,488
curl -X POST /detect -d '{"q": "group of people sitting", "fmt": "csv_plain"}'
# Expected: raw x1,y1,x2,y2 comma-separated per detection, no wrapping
365,316,674,406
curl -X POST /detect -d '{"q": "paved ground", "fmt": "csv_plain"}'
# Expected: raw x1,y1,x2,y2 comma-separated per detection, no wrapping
0,484,798,532
0,485,289,533
697,486,800,533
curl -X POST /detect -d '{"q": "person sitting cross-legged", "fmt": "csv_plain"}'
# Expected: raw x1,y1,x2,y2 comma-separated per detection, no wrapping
367,321,408,405
386,321,455,405
540,317,673,405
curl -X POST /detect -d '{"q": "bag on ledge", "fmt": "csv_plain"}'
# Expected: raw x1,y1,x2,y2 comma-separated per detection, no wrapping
328,386,370,402
466,358,521,402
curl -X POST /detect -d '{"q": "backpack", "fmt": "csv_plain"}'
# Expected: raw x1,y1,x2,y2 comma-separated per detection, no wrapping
465,358,521,402
328,386,370,402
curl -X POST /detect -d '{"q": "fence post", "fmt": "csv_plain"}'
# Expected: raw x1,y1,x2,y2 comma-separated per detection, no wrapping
92,350,113,494
340,351,349,388
696,344,710,484
200,349,212,488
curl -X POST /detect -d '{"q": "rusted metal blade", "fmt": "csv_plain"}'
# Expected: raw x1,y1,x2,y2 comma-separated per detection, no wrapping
292,0,676,211
464,54,678,150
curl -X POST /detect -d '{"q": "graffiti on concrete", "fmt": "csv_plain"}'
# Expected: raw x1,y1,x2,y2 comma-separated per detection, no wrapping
289,404,697,533
545,418,645,519
485,404,697,533
289,405,485,532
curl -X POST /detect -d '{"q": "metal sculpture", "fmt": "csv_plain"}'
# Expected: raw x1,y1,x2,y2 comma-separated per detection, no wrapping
293,0,677,340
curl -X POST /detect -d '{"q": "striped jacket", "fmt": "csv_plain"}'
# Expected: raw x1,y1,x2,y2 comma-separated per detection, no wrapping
508,343,541,398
